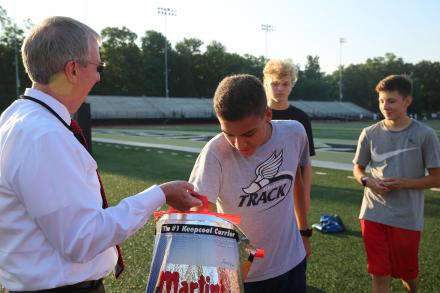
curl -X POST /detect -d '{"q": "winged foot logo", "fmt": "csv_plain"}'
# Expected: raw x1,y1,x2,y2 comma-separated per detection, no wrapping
239,150,293,210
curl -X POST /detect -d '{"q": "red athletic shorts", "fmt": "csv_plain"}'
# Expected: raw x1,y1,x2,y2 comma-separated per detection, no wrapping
360,219,420,280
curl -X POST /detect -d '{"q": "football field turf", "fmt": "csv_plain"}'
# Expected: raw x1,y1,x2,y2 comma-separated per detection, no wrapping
92,120,440,292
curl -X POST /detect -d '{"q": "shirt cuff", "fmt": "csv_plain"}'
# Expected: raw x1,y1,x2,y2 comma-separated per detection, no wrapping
138,184,166,208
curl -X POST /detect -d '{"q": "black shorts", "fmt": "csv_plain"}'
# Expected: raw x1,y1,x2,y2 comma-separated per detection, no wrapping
244,257,307,293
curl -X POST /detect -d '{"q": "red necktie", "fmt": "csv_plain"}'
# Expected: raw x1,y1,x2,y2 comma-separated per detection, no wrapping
70,119,125,278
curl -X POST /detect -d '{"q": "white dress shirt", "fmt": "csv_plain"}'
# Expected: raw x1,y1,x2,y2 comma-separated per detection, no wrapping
0,88,165,291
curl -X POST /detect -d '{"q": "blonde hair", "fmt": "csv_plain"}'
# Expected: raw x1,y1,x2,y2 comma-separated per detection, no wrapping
263,59,298,85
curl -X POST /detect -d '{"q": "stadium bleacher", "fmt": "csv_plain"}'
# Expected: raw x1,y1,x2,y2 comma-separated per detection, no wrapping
294,101,373,120
87,95,374,122
88,96,214,120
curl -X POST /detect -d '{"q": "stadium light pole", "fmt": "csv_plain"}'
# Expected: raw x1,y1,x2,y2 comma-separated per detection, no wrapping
338,37,346,102
157,7,177,98
261,24,275,59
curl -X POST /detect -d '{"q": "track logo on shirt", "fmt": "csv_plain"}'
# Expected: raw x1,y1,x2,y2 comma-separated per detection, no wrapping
238,150,293,210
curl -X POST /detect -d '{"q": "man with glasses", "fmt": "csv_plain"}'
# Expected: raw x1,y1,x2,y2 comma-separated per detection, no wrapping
0,16,201,293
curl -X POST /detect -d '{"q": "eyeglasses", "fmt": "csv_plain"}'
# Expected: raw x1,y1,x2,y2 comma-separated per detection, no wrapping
87,61,106,73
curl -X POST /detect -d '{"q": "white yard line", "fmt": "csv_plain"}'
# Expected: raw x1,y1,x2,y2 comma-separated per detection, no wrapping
94,136,440,194
94,137,201,153
94,137,355,171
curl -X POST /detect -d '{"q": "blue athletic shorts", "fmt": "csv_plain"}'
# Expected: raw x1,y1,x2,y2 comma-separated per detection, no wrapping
244,257,307,293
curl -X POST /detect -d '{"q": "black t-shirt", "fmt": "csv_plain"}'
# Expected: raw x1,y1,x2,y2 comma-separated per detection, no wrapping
271,105,316,156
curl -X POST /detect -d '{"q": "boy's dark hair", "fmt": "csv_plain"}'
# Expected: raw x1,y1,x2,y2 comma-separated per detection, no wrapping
214,74,267,121
375,74,413,97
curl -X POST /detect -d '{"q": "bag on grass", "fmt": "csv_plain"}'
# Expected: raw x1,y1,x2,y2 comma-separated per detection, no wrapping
312,214,345,233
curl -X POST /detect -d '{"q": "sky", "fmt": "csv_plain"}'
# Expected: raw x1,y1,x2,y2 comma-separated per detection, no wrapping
1,0,439,74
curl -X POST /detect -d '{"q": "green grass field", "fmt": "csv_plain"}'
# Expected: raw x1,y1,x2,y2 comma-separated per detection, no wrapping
93,120,439,169
99,120,440,141
93,128,440,292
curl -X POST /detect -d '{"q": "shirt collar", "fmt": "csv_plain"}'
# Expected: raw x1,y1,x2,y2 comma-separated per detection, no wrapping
24,88,72,125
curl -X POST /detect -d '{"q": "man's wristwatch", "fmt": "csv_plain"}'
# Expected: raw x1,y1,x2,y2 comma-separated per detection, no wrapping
361,176,369,187
300,228,313,238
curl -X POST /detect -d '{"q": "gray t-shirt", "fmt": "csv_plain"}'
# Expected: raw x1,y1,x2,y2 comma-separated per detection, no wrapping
353,119,440,231
189,120,310,282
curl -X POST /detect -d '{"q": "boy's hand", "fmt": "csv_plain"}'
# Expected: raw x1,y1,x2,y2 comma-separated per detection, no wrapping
302,236,311,257
367,178,390,195
381,178,406,190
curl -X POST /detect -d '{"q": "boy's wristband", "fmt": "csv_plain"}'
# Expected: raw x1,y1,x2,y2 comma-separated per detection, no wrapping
300,228,313,237
361,176,369,187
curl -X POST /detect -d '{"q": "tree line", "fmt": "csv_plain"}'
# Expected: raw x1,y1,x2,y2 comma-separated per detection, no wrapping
1,6,439,115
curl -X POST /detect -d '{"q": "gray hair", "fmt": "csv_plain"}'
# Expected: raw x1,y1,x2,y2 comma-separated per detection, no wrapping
21,16,101,84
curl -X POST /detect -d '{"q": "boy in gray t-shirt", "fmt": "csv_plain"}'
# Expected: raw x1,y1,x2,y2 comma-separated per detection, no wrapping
189,74,311,292
353,74,440,293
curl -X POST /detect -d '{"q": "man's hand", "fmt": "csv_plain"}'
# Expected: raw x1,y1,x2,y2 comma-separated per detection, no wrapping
159,181,202,211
